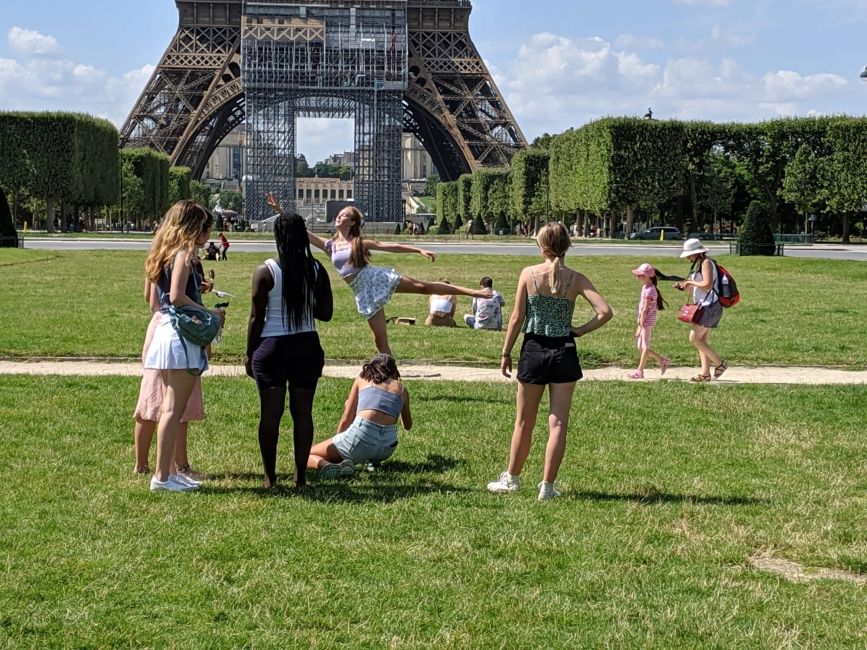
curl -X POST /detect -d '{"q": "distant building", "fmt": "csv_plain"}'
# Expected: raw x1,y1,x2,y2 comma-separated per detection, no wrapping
402,133,435,181
202,127,244,190
296,177,354,206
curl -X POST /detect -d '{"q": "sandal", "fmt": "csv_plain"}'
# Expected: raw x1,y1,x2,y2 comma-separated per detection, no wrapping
690,374,711,383
714,361,729,379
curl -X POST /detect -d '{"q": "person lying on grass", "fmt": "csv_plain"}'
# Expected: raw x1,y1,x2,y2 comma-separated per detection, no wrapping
266,193,491,356
307,354,412,478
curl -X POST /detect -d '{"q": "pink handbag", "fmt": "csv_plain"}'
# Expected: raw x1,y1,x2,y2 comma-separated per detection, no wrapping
677,303,702,324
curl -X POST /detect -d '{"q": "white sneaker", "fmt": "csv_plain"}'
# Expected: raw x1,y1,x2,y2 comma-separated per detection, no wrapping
171,473,202,489
487,471,521,493
538,481,561,501
320,459,356,479
150,475,196,492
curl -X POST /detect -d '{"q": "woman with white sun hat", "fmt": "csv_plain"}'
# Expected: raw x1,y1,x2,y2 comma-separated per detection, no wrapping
674,238,728,383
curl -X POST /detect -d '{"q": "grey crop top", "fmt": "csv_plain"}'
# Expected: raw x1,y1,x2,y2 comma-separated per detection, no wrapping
357,385,403,419
324,239,362,279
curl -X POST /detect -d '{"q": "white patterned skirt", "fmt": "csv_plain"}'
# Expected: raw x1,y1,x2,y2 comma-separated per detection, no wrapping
350,265,403,319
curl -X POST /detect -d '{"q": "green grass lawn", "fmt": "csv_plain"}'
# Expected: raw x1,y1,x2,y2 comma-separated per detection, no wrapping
0,376,863,647
1,249,865,368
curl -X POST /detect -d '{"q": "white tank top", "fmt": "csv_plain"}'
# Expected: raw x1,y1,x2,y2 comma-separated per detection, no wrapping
260,258,317,337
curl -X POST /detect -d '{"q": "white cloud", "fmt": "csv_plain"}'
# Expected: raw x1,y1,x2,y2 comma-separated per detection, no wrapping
7,27,61,57
491,30,852,140
0,28,152,126
615,34,666,50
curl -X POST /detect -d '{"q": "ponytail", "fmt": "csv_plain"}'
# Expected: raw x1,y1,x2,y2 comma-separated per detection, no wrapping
549,255,563,294
650,272,667,311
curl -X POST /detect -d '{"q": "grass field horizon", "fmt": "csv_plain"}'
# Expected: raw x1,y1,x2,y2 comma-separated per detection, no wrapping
2,249,866,369
0,375,864,647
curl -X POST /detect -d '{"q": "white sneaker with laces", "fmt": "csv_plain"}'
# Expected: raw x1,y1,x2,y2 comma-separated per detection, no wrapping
487,471,521,493
538,481,561,501
150,475,195,492
320,459,356,479
171,473,202,489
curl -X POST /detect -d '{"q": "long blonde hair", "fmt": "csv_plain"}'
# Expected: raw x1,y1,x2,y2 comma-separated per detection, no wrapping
333,206,369,269
536,222,572,294
145,200,213,284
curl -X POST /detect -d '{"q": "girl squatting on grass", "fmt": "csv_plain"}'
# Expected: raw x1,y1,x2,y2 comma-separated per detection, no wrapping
488,223,613,501
627,263,670,379
306,353,412,479
266,193,491,356
143,200,224,493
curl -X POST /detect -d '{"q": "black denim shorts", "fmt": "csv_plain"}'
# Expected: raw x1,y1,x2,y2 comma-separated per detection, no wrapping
252,332,325,390
517,333,583,385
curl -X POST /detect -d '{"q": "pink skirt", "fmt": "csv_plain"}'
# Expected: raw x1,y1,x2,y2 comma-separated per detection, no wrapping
134,313,205,423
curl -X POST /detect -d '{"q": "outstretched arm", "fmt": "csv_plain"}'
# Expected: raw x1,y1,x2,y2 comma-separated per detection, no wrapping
265,192,328,251
366,240,436,261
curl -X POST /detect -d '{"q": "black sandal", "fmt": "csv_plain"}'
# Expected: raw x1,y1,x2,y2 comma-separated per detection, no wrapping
690,374,712,383
714,361,729,379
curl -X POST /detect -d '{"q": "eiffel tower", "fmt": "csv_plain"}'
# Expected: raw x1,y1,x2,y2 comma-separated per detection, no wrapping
120,1,526,219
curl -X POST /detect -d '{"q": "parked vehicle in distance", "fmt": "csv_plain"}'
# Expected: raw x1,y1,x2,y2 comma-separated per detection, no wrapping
629,226,682,241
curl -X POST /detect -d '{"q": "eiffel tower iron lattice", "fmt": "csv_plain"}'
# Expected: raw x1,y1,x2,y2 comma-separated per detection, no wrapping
120,1,527,221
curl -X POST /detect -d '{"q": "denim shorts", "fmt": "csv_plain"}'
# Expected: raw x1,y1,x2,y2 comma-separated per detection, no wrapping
333,416,399,464
517,333,583,385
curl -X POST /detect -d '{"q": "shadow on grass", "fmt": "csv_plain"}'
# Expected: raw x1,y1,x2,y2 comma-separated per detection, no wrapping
202,481,471,504
421,395,511,405
569,489,766,506
370,453,462,475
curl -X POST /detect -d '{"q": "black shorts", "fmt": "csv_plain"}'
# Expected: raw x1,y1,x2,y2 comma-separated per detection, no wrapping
517,333,583,385
252,332,325,391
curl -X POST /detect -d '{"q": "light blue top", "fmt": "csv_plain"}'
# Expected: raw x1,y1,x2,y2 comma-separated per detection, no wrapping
357,385,404,419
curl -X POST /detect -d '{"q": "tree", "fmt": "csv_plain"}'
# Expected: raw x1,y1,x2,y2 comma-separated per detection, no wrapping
191,181,212,209
0,112,120,231
818,118,867,244
168,167,193,204
424,174,441,197
697,152,736,232
511,148,549,232
470,169,510,228
219,189,244,213
0,188,16,246
120,148,171,224
119,158,144,225
780,144,824,234
457,174,474,224
435,181,459,228
738,200,776,255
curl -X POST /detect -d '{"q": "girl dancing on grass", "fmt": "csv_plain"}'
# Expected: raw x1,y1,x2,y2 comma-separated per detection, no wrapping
266,194,491,355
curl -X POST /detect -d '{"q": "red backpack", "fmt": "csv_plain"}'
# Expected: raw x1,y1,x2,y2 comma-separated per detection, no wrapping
713,262,740,308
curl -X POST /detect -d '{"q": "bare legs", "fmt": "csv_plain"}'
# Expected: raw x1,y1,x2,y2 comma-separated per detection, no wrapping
154,370,198,482
637,347,666,373
503,381,576,483
365,276,491,355
307,438,343,470
256,385,317,489
396,275,489,299
134,419,189,473
689,325,721,377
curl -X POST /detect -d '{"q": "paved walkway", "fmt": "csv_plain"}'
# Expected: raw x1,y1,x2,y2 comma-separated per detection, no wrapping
1,360,865,385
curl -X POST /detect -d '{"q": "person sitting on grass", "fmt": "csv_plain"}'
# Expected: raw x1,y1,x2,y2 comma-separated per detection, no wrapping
463,276,505,330
307,354,412,478
426,279,457,327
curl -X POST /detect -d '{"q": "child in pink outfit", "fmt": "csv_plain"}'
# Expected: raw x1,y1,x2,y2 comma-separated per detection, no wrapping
628,263,670,379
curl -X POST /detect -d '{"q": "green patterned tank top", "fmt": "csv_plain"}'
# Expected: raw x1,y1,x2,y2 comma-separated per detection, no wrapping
524,294,575,337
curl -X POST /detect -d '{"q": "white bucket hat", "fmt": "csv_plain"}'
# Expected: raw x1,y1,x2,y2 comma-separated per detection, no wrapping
680,238,708,258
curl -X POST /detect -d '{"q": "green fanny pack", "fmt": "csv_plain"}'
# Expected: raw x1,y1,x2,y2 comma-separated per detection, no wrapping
167,305,221,373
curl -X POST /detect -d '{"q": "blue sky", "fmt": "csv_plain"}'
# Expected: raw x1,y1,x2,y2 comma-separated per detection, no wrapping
2,0,867,163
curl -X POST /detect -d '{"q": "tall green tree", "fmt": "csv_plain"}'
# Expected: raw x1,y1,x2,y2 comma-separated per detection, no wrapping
191,181,212,209
457,174,474,224
818,118,867,244
780,144,824,234
511,148,549,232
168,167,193,205
435,181,459,229
0,188,16,246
